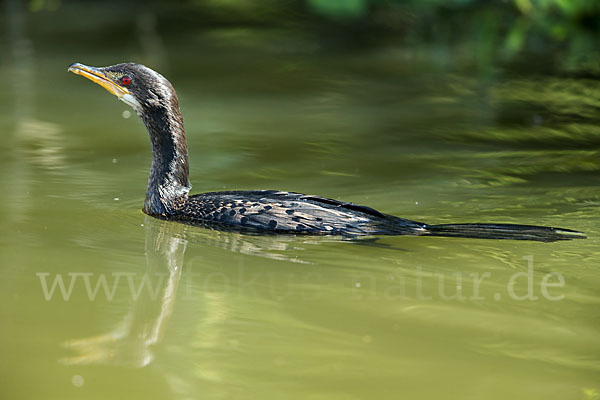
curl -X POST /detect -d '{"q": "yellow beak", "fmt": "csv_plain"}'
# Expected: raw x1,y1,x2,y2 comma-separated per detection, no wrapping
68,63,129,97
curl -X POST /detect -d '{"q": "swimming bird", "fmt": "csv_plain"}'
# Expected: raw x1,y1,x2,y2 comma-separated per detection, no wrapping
68,62,585,242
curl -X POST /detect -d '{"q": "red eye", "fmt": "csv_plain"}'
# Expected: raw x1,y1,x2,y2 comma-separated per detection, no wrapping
122,76,131,85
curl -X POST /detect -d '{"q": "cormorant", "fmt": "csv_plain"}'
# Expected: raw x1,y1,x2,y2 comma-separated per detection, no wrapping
68,62,585,242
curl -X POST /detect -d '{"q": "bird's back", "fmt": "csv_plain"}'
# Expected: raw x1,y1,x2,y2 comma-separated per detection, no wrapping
171,190,427,235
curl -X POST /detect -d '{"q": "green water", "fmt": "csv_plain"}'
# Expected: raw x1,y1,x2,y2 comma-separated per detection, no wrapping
1,6,600,400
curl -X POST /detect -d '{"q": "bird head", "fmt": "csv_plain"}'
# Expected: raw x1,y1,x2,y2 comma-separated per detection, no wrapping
68,62,178,116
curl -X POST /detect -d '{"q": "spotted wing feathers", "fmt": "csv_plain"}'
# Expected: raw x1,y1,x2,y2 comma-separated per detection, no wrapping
177,190,425,235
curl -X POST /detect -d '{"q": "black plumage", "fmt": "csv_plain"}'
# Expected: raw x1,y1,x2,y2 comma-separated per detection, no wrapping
176,190,424,235
68,62,586,242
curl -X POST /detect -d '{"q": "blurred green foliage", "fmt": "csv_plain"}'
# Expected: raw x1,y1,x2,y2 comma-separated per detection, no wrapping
24,0,599,74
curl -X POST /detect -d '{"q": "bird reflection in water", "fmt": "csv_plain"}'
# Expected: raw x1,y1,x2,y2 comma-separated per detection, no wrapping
61,216,186,368
60,215,335,369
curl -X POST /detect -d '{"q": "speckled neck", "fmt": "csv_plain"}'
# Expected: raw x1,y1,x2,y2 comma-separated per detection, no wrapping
141,96,190,216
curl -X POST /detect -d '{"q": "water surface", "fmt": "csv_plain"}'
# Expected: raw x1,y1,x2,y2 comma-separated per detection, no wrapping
1,8,599,400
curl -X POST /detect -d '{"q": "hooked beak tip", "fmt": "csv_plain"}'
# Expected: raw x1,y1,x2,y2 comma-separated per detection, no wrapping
68,62,130,97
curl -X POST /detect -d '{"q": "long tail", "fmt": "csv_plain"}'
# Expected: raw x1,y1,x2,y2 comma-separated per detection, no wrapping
423,223,586,242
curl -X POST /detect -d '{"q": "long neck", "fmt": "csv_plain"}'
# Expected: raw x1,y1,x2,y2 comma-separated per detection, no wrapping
142,104,191,216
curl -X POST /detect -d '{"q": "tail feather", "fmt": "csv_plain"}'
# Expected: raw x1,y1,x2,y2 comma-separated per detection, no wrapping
424,223,586,242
